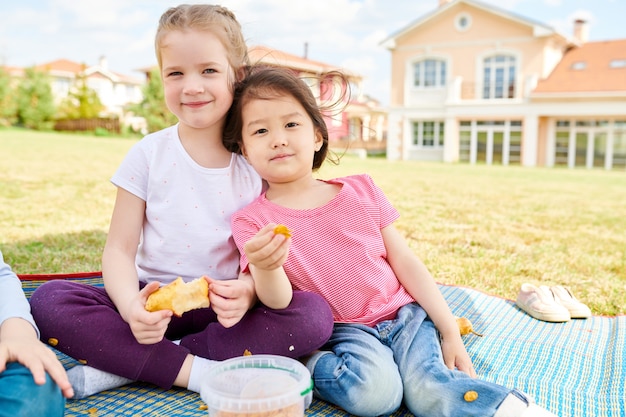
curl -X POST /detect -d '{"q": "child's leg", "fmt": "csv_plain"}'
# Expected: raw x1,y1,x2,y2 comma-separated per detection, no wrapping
0,363,65,417
30,280,189,389
66,364,134,399
179,290,333,359
390,303,555,417
307,324,404,416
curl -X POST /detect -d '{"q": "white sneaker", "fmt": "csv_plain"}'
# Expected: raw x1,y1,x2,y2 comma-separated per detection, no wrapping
516,283,570,322
550,285,592,319
495,391,558,417
521,403,559,417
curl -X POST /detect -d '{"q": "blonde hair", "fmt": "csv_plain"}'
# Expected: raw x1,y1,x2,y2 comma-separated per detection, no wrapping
155,4,248,72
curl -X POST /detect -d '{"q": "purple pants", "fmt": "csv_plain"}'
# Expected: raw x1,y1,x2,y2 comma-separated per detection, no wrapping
30,280,333,389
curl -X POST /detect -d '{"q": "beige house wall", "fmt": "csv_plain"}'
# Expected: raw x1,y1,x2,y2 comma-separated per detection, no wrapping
390,4,565,107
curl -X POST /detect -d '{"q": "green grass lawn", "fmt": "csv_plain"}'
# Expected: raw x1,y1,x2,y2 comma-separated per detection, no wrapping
1,128,625,315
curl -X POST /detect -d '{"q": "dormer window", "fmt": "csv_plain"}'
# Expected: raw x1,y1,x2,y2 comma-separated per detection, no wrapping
571,61,587,70
610,59,626,68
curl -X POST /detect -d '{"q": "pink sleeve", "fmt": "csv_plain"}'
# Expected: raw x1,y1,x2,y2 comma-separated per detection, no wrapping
231,211,260,273
348,174,400,229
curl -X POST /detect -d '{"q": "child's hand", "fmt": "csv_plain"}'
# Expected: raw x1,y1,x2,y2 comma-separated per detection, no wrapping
208,273,256,328
126,282,173,344
0,318,74,399
440,335,477,378
244,224,290,271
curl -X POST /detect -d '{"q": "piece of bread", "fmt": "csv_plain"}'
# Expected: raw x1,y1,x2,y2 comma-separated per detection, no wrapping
145,276,210,316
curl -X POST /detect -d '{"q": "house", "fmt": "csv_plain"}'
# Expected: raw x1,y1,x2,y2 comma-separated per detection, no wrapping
247,45,386,153
381,0,626,170
10,57,144,119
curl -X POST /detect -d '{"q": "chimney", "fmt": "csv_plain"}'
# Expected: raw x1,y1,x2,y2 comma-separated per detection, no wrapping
99,55,108,70
439,0,452,6
573,19,589,44
303,42,308,59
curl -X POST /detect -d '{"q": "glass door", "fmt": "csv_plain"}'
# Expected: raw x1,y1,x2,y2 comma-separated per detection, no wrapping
593,133,607,168
476,131,487,163
492,131,504,164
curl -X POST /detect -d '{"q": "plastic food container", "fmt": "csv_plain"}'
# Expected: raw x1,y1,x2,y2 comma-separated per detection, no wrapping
200,355,313,417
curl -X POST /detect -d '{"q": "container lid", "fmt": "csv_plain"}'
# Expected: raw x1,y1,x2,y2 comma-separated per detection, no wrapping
200,355,313,413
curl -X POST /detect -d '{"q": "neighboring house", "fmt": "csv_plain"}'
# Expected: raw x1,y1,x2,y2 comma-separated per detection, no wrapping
11,57,144,119
381,0,626,170
248,45,386,153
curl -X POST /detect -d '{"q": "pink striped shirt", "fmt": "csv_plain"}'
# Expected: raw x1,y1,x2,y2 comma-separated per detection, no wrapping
231,174,415,327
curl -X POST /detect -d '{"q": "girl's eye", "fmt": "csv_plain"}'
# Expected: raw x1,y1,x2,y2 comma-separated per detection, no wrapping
167,71,183,77
286,122,299,128
203,68,217,74
253,128,268,135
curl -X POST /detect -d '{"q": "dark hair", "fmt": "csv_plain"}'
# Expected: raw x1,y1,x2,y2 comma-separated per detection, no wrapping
224,65,345,170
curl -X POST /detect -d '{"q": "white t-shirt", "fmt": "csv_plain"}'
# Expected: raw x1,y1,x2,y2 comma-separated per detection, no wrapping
111,125,262,284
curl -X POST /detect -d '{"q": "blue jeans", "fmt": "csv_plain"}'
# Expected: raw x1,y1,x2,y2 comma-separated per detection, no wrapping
308,303,516,417
0,362,65,417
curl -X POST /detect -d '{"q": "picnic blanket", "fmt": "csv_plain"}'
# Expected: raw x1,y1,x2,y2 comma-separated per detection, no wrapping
20,273,625,417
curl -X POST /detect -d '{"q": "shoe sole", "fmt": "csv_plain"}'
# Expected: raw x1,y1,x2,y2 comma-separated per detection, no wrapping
566,308,592,319
515,301,571,322
550,286,592,319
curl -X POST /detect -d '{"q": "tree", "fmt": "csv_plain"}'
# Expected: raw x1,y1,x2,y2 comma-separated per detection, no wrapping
130,67,177,133
0,67,17,126
15,67,55,130
57,71,104,119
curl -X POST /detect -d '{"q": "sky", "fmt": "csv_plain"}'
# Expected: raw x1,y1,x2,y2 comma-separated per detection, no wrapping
1,0,625,105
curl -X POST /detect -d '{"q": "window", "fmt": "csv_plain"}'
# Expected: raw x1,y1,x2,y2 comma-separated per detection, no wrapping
412,121,444,147
571,61,587,70
125,85,136,99
459,129,471,162
423,122,435,146
413,59,446,88
482,55,516,99
459,120,521,165
554,131,569,165
54,78,71,98
455,13,472,32
610,59,626,68
554,119,625,170
348,81,360,100
301,76,320,99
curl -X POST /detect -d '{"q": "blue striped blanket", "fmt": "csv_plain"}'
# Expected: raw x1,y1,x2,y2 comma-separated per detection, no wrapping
21,274,624,417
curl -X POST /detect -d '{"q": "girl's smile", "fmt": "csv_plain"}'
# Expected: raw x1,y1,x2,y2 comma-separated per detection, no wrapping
183,100,211,108
160,30,234,133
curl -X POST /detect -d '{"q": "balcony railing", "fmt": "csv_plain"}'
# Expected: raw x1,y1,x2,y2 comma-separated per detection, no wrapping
449,75,538,102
